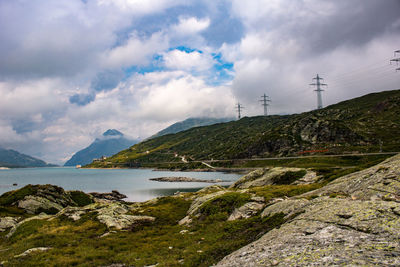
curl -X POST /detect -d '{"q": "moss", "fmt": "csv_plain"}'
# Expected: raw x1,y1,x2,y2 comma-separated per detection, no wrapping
68,191,93,207
199,192,251,218
272,170,307,185
130,196,191,225
0,184,36,206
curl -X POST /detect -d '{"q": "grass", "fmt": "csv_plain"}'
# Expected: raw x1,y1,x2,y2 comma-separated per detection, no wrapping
0,184,36,206
68,191,93,207
0,186,302,266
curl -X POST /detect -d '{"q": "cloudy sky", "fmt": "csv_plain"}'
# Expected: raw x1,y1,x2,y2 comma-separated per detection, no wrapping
0,0,399,164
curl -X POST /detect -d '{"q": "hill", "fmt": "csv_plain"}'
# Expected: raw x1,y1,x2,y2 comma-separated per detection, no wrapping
64,129,138,166
150,117,235,138
0,147,55,168
88,89,400,168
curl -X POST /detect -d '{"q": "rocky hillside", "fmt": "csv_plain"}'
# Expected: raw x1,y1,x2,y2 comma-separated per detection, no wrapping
0,148,56,168
0,154,399,266
88,89,400,168
64,129,138,166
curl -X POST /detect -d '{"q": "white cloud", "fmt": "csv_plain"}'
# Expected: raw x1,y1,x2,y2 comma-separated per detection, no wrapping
101,32,168,68
171,17,210,36
163,49,214,71
97,0,185,15
130,71,236,121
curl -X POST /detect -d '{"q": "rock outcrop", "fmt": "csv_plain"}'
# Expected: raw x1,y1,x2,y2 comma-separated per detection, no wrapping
0,217,20,232
230,167,317,189
216,154,400,266
0,184,94,215
228,198,265,221
89,190,127,201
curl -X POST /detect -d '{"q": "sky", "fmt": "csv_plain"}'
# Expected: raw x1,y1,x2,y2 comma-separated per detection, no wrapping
0,0,399,164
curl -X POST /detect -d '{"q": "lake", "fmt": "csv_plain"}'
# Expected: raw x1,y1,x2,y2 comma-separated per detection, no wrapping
0,167,242,202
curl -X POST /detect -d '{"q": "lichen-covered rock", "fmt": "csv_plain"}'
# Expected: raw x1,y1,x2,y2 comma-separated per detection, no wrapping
89,190,127,202
216,154,400,266
229,169,267,189
0,217,20,232
261,199,310,219
230,167,309,189
228,202,265,221
301,153,400,200
95,202,155,230
97,214,155,230
216,198,400,266
1,184,90,215
56,206,91,221
18,196,63,214
293,170,320,184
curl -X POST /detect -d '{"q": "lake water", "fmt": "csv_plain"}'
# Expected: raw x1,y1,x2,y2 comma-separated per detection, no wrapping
0,167,242,202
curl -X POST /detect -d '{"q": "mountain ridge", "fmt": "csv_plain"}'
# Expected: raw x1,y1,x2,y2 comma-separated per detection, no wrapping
0,147,56,168
87,89,400,168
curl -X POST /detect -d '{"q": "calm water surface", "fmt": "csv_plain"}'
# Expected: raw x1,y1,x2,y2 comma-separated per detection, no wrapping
0,167,241,202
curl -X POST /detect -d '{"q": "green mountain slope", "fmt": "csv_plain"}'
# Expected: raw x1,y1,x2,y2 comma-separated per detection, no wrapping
0,148,55,168
88,89,400,168
150,117,235,139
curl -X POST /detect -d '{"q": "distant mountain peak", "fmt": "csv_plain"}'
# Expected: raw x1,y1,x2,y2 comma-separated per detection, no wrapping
64,130,138,166
103,129,123,137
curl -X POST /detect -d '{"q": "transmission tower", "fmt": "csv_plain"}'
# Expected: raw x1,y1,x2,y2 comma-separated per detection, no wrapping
310,74,327,109
390,50,400,71
259,93,271,116
235,102,244,119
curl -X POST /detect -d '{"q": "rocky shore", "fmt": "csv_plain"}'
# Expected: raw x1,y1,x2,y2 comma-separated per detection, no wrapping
0,154,399,266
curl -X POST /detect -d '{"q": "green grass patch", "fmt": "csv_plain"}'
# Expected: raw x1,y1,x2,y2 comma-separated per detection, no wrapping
199,192,251,219
0,184,36,206
68,191,93,207
272,170,307,184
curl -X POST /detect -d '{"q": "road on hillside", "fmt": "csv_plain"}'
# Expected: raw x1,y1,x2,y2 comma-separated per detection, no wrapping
198,152,399,163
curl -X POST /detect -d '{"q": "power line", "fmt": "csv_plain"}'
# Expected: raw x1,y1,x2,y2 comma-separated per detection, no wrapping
259,93,271,116
235,102,244,119
310,74,327,109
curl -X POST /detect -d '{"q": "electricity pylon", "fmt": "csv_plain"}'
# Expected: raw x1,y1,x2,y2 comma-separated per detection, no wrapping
259,93,271,116
390,50,400,71
310,74,327,109
236,103,244,119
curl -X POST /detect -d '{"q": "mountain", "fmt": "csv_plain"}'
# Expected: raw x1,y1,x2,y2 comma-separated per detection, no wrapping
64,129,138,166
151,117,235,138
88,89,400,168
0,147,55,168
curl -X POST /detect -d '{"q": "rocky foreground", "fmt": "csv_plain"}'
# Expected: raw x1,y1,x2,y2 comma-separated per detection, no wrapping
216,154,400,266
0,154,399,266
